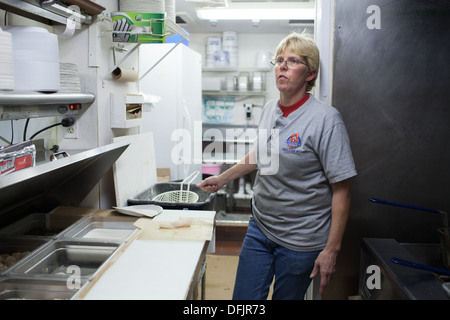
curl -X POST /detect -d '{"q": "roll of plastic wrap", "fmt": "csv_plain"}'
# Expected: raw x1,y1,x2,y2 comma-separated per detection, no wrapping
120,0,165,13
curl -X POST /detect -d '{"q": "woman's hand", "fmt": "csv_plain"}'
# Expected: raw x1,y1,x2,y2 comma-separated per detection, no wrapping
310,179,351,295
196,175,225,193
197,150,258,194
310,248,338,295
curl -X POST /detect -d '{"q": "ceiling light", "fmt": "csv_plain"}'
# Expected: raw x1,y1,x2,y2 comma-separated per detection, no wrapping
196,2,315,21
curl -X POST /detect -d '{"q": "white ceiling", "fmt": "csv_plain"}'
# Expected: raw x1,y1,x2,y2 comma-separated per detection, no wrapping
175,0,315,34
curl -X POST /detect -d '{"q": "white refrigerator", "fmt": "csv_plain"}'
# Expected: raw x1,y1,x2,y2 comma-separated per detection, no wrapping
139,43,202,182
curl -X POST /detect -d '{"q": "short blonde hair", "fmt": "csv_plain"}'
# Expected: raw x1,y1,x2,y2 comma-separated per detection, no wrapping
275,32,320,92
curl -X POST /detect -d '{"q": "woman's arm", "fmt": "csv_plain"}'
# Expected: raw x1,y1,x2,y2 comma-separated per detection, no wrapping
310,178,352,295
197,149,257,193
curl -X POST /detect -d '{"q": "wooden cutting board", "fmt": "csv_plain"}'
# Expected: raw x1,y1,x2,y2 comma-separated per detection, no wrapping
112,132,158,207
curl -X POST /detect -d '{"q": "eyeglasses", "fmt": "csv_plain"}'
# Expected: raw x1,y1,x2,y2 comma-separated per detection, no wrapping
270,57,307,69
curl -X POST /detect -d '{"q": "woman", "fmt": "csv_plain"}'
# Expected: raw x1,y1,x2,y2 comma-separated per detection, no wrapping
197,33,357,300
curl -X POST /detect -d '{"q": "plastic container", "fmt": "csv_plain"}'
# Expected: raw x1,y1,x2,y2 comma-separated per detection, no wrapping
6,240,120,280
202,164,222,176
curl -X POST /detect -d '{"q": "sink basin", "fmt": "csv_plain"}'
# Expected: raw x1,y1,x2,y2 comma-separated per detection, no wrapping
6,240,120,280
0,277,88,300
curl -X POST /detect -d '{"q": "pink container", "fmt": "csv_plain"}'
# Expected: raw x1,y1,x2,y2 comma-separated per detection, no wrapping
202,164,222,176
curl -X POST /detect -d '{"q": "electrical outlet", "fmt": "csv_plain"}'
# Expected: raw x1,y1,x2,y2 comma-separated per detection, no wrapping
64,116,78,139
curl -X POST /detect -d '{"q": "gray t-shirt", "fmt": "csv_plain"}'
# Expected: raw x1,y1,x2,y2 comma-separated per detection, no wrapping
252,94,357,251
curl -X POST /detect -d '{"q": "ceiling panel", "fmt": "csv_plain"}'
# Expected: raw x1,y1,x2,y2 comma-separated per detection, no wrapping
176,0,315,34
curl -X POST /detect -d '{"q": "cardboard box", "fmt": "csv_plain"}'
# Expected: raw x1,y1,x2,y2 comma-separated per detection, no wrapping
111,12,166,43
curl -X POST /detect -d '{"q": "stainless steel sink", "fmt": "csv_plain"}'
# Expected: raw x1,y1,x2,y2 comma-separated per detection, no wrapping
6,240,120,280
0,277,88,300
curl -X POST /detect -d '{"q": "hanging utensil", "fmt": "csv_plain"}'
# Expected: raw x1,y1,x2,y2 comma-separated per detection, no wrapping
390,257,450,276
369,198,443,215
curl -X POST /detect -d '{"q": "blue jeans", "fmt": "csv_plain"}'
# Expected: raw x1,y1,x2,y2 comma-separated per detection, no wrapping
232,218,321,300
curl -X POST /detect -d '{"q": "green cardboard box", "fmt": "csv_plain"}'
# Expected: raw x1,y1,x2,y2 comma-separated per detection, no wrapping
111,12,166,43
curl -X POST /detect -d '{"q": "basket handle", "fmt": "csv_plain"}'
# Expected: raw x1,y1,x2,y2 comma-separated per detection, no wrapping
180,171,200,192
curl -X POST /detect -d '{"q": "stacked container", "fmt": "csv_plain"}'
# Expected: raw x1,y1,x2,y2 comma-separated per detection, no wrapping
222,31,238,67
206,35,221,67
205,32,239,68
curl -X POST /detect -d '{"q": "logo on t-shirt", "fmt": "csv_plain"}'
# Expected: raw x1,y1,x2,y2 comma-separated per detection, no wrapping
284,133,301,153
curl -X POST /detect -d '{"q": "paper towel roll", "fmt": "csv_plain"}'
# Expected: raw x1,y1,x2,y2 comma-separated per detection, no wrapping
55,18,76,39
112,67,139,82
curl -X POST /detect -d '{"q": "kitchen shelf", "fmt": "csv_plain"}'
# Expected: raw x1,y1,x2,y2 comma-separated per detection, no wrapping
0,92,95,105
203,90,267,97
203,67,271,73
0,0,94,25
202,67,270,100
0,92,95,120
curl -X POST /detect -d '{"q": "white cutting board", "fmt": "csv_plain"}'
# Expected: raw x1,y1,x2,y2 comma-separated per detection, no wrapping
112,132,158,207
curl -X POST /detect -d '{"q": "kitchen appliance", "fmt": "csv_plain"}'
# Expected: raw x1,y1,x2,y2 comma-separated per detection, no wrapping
139,43,202,181
111,133,214,210
359,238,448,300
128,181,215,210
369,198,450,269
